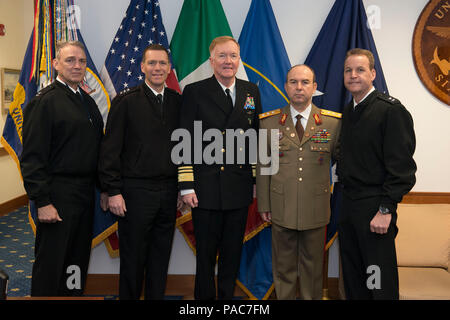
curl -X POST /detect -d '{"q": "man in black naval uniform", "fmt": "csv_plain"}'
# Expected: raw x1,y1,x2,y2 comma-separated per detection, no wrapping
20,41,105,296
178,36,262,300
98,44,181,300
337,48,416,300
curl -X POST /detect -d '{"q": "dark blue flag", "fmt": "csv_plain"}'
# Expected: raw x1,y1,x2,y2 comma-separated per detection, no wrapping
237,0,292,300
305,0,388,111
304,0,389,248
1,33,36,167
239,0,291,113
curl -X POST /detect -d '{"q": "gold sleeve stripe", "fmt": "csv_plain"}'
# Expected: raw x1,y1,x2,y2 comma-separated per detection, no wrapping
178,173,194,182
178,165,194,182
178,166,193,170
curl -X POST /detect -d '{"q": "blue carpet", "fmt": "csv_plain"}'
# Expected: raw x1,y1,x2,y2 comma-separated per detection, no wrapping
0,206,184,300
0,206,33,297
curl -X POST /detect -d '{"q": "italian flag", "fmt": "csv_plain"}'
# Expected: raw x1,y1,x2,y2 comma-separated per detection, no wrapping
170,0,248,90
170,0,250,253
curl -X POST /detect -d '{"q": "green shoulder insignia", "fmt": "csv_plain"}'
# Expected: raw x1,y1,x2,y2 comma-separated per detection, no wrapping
259,108,281,120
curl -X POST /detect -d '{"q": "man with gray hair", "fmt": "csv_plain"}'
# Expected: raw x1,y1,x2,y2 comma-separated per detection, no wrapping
21,41,106,296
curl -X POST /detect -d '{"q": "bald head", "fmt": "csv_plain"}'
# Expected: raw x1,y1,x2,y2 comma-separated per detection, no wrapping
286,64,316,84
284,64,317,110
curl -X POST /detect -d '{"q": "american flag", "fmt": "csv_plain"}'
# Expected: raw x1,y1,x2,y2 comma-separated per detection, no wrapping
100,0,180,99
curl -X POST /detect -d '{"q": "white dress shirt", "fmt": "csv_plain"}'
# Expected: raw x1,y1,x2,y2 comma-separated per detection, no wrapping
353,86,375,108
145,80,165,101
290,104,312,130
217,80,236,106
56,76,81,94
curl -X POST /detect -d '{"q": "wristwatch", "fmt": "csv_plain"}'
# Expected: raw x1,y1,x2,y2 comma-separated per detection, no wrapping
379,206,390,215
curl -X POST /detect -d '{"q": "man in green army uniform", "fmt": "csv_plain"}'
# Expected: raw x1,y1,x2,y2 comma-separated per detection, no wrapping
256,64,341,300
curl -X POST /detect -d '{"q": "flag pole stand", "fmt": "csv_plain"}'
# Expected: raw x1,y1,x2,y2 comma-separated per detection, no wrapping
322,248,330,300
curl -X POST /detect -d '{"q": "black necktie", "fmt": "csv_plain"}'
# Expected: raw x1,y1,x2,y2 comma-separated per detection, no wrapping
295,114,304,142
156,93,163,115
225,88,233,113
76,91,83,102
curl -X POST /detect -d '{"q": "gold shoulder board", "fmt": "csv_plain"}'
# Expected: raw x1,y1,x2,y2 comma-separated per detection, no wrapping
320,109,342,119
259,109,281,119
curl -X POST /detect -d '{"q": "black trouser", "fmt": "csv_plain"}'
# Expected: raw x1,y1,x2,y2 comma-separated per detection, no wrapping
192,207,248,300
118,178,177,300
31,176,95,297
338,193,399,300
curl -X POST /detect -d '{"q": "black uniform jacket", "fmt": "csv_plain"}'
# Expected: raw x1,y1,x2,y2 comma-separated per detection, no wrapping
178,75,262,211
20,80,104,208
98,83,181,196
337,89,416,212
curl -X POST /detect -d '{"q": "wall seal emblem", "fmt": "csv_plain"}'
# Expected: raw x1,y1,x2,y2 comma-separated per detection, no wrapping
412,0,450,105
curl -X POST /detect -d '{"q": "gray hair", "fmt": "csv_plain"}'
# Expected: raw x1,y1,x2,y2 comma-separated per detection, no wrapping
55,41,86,59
